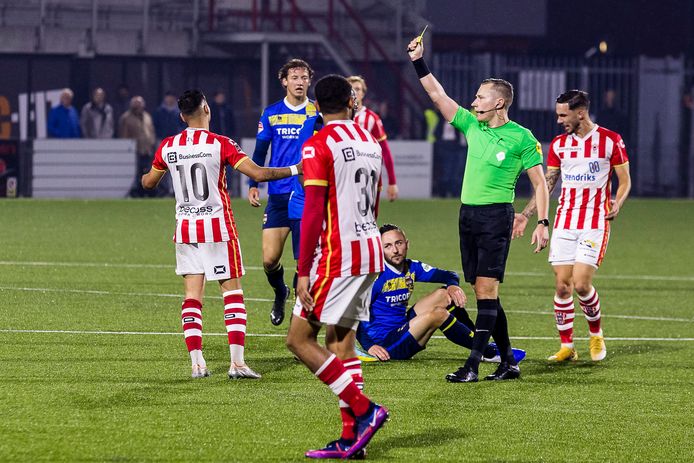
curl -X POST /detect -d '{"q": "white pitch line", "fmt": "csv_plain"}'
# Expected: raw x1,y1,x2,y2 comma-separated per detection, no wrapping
1,285,690,323
0,286,272,303
1,260,692,282
1,329,692,342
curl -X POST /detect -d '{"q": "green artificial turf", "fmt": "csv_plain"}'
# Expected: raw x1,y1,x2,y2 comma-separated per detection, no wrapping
0,198,692,462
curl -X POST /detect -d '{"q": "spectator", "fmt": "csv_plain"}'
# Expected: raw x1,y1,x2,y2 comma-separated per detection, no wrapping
113,84,131,127
153,91,186,140
80,87,114,139
119,96,156,197
47,88,81,138
208,90,236,137
597,89,629,143
379,100,400,139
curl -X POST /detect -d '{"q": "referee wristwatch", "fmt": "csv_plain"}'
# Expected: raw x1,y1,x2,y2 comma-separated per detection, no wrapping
537,219,550,227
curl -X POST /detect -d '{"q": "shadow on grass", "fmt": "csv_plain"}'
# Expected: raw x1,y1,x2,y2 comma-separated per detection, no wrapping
370,426,467,458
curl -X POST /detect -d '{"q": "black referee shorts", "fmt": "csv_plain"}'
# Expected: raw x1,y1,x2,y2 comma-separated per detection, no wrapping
458,203,514,284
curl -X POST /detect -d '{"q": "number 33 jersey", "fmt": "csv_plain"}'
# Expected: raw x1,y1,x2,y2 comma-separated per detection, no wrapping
152,127,249,243
547,125,629,231
302,120,384,277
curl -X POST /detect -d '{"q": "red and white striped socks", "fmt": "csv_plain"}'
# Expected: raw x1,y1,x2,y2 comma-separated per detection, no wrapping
223,289,247,365
579,287,602,336
339,357,364,440
553,295,575,348
181,298,205,366
316,354,370,418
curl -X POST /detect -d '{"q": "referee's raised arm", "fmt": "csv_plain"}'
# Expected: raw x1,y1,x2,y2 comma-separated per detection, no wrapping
407,37,459,122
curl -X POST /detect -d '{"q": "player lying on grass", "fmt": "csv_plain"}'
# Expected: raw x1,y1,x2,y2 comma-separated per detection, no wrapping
141,89,301,380
356,224,526,364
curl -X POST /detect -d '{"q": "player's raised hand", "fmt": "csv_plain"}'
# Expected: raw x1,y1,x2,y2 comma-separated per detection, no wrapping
247,187,261,207
446,285,467,308
606,199,620,220
296,276,314,313
531,224,549,253
407,37,423,61
512,213,528,239
368,345,390,361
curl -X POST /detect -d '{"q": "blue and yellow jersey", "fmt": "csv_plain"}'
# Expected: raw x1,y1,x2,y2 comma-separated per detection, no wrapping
288,114,323,219
256,97,318,195
357,259,460,348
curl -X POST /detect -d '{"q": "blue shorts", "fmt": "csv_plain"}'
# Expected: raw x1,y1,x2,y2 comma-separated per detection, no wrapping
289,219,301,260
263,193,291,229
381,317,425,360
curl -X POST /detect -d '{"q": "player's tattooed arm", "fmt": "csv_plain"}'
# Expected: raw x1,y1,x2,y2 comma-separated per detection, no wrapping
520,168,560,219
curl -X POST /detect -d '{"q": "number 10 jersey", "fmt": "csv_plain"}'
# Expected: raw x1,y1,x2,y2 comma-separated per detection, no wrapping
152,127,249,243
302,120,384,277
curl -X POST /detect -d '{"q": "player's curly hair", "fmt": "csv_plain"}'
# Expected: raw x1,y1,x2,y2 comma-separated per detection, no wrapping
314,75,352,115
557,89,590,110
278,58,314,81
178,89,206,116
379,223,405,236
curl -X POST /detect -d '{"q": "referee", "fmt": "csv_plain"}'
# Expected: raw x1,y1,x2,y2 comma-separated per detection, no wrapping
407,36,550,382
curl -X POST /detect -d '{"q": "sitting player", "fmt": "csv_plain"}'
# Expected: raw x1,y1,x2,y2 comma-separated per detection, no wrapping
357,224,526,363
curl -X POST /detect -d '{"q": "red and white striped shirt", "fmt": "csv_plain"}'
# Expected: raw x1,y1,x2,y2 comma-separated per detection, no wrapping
547,125,629,230
301,120,384,277
152,128,248,243
353,106,387,142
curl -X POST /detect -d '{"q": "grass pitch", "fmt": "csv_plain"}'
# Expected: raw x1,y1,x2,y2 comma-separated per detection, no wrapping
0,198,693,462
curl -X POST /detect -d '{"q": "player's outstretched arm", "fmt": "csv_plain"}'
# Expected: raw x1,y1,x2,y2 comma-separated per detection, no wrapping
606,164,631,220
407,37,459,122
141,168,166,190
237,159,302,183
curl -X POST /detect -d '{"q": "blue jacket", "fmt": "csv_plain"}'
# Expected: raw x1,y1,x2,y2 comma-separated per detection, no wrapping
47,105,81,138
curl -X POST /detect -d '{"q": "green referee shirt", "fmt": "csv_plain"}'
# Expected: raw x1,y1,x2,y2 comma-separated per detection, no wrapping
451,106,543,205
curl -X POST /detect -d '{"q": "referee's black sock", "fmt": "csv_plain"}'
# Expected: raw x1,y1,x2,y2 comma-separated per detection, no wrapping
492,298,516,366
265,263,286,293
463,299,497,373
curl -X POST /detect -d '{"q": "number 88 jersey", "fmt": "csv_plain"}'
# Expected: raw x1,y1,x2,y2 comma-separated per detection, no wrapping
547,125,628,231
152,128,249,243
302,120,384,277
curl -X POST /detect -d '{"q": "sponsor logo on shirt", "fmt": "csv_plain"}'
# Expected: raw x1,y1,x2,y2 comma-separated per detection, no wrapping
302,146,315,159
342,147,355,162
257,121,264,133
563,172,596,182
276,127,301,136
495,151,506,162
177,152,212,160
168,152,177,163
178,205,214,215
354,220,378,236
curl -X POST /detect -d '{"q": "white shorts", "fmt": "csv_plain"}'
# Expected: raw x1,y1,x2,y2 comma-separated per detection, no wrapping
548,227,610,268
293,273,379,329
175,240,245,281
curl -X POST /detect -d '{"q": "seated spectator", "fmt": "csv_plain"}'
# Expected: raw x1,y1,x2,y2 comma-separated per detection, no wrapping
80,88,114,139
48,88,81,138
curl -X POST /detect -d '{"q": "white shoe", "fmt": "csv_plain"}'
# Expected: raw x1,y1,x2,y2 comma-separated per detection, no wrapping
228,364,261,379
191,364,210,379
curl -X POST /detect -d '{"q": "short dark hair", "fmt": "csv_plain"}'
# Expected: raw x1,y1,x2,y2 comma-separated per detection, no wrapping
481,78,514,108
379,223,405,236
278,58,314,81
178,89,206,116
314,75,352,115
556,90,590,110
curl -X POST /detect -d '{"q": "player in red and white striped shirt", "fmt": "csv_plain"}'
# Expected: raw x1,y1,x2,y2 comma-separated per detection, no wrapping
347,76,399,202
519,90,631,363
142,90,301,379
285,75,389,460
